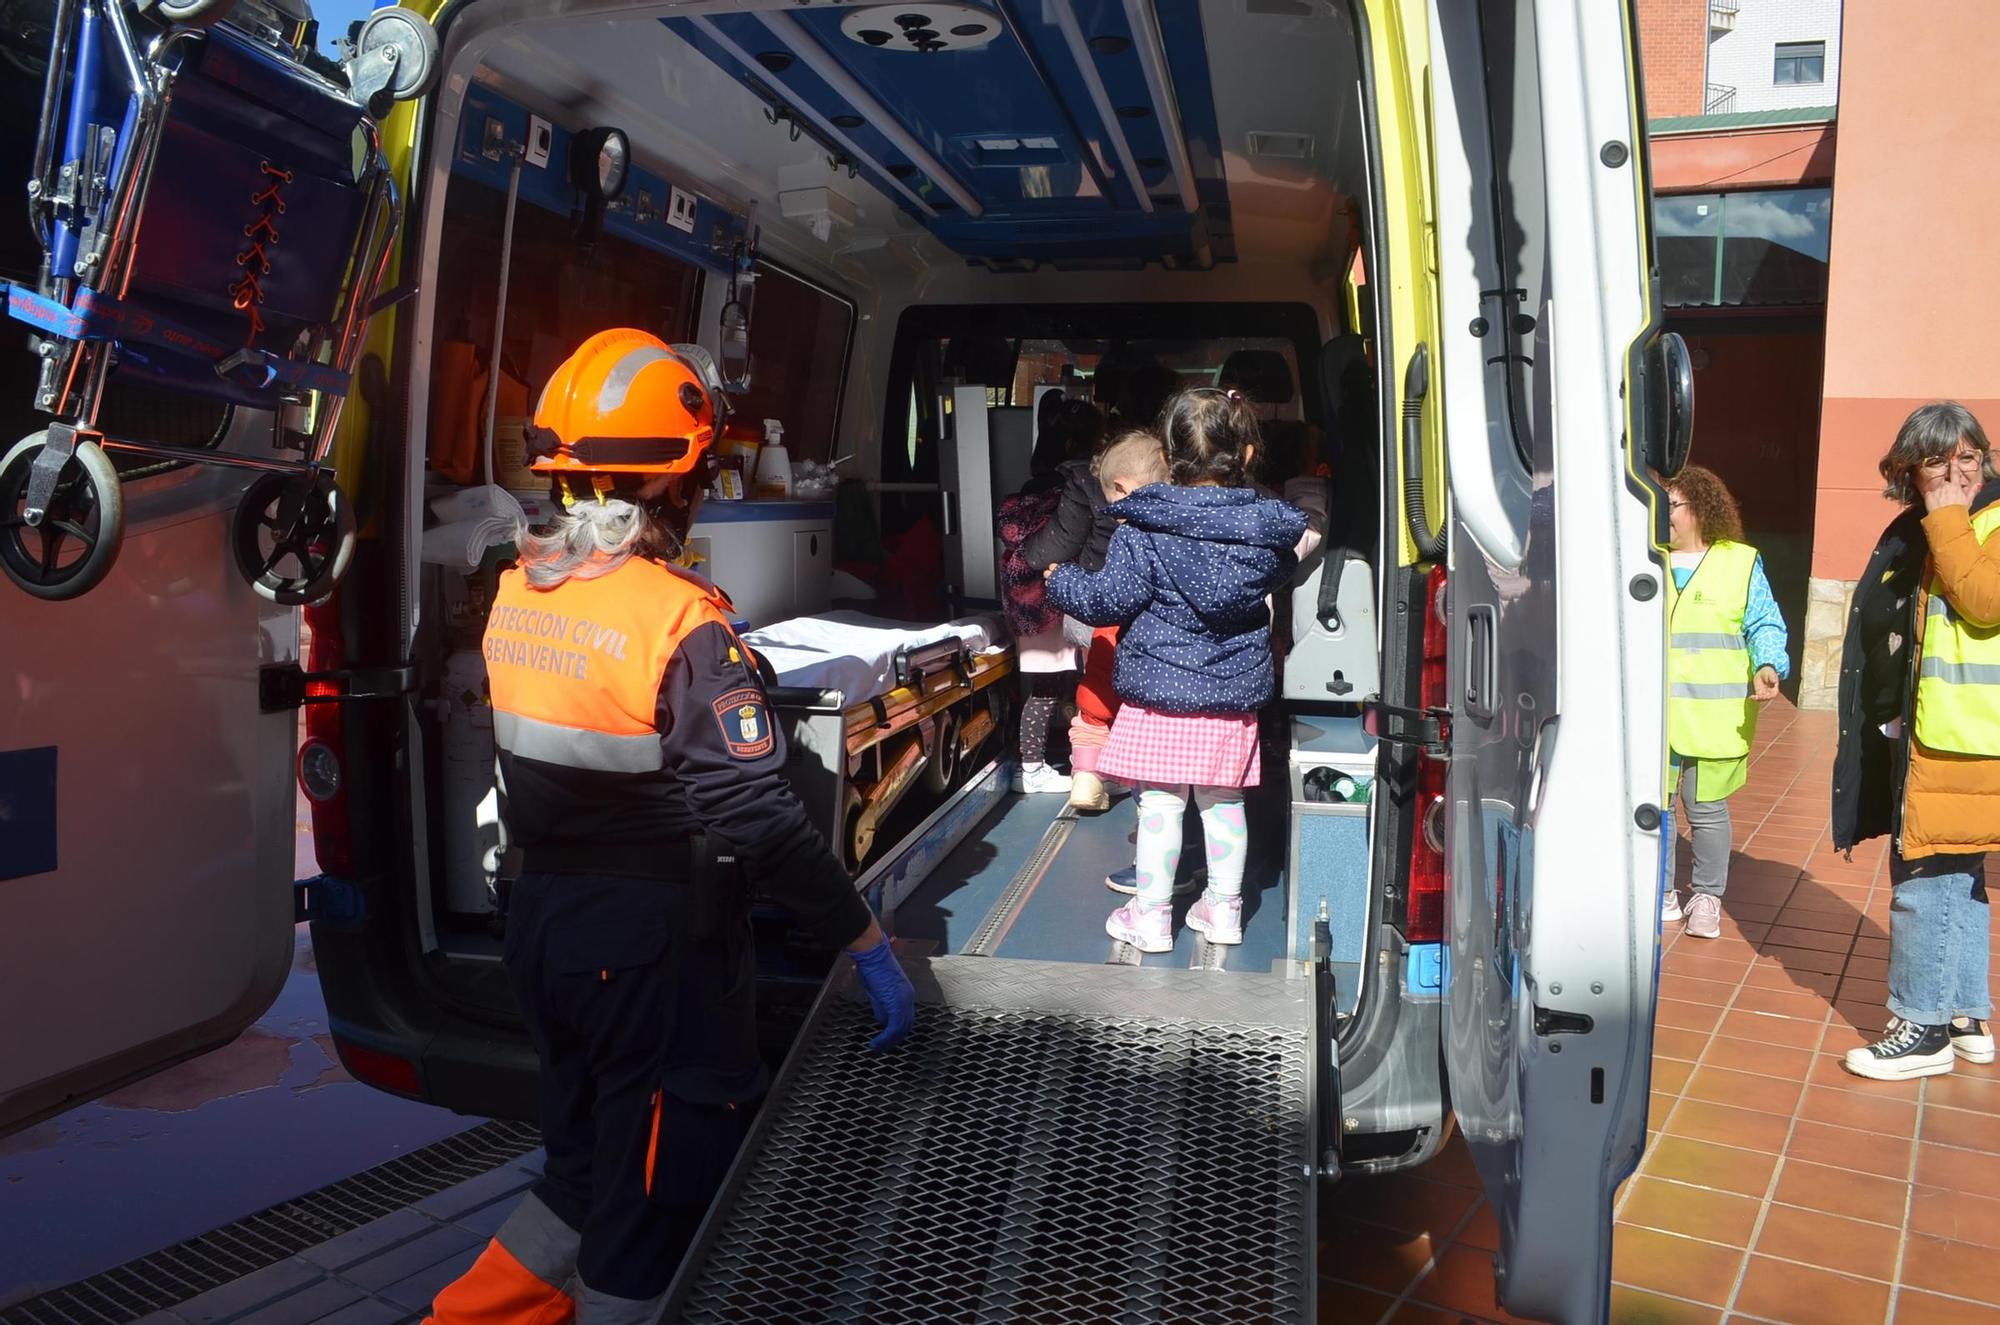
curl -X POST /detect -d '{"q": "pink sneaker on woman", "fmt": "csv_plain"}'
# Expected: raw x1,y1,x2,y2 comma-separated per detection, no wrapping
1106,901,1173,953
1186,892,1244,945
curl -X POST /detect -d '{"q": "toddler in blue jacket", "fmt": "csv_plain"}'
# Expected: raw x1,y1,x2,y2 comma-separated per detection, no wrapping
1045,389,1306,952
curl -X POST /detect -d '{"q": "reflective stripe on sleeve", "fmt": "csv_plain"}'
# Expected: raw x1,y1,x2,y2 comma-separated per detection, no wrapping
494,711,663,772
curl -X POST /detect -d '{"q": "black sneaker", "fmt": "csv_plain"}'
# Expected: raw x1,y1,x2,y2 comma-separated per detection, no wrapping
1951,1017,1996,1065
1843,1017,1954,1081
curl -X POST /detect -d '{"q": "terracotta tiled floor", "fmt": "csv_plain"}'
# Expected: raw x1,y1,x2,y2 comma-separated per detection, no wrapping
1318,702,2000,1324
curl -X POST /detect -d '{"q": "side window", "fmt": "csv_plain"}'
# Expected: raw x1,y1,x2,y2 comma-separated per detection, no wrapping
726,263,855,463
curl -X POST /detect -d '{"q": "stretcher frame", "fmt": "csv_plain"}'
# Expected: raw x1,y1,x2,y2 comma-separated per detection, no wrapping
768,631,1016,876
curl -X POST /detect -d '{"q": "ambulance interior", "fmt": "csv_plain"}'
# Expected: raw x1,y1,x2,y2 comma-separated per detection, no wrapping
394,0,1415,1110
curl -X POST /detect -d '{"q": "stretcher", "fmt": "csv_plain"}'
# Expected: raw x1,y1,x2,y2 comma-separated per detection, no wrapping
0,0,438,601
745,612,1016,873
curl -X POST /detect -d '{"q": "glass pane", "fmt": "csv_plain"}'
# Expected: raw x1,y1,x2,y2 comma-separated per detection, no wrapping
1655,194,1723,307
1479,0,1550,470
1718,187,1832,306
1802,55,1824,83
725,265,856,462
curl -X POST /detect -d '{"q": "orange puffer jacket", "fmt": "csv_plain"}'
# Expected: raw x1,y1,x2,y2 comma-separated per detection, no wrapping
1901,503,2000,859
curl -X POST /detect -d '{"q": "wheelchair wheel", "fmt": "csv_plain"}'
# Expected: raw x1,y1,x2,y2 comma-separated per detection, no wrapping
0,431,125,601
153,0,237,30
351,7,440,113
232,472,355,606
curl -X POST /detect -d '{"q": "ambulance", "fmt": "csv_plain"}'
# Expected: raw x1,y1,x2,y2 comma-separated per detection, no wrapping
0,0,1694,1318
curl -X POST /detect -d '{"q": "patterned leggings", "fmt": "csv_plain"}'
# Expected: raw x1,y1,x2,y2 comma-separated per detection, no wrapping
1017,672,1075,764
1133,786,1248,908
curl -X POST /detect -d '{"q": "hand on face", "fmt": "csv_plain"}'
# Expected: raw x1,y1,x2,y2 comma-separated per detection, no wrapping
1917,446,1980,513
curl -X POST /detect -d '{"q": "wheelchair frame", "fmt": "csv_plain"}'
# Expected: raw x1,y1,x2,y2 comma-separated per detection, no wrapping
3,0,410,602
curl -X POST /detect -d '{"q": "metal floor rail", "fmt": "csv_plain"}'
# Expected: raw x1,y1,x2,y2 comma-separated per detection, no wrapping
660,956,1317,1324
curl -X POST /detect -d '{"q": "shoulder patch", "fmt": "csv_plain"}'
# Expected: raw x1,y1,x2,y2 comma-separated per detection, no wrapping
711,687,776,760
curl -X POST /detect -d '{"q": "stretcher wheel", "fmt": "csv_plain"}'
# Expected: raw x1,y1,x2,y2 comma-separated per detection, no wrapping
232,472,355,606
152,0,237,29
922,711,959,794
841,786,869,875
0,431,124,601
349,7,440,116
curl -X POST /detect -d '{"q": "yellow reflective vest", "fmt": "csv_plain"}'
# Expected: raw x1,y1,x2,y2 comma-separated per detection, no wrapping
1669,540,1761,763
1914,503,2000,757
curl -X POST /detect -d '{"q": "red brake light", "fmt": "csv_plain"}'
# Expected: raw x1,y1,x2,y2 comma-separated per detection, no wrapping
300,597,355,876
1406,564,1448,942
331,1035,423,1097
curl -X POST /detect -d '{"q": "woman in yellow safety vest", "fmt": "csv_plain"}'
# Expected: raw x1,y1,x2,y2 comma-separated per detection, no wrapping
1663,465,1789,940
1833,401,2000,1082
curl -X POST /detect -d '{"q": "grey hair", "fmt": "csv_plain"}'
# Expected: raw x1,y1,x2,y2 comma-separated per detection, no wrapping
510,497,680,588
1880,400,1997,505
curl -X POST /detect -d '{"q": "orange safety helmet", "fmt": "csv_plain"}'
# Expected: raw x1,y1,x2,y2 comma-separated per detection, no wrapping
525,329,727,479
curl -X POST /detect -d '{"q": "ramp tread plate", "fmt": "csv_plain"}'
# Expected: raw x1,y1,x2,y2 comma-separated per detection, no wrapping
666,956,1311,1324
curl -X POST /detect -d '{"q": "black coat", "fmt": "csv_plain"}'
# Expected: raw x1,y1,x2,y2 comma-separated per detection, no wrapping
1832,478,2000,851
1020,458,1114,573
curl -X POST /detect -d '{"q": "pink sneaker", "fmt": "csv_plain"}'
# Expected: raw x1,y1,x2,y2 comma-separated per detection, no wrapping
1106,901,1173,953
1186,892,1244,945
1684,893,1722,940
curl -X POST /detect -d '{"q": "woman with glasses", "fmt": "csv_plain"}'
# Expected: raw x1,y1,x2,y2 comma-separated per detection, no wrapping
1835,401,2000,1080
1662,466,1791,938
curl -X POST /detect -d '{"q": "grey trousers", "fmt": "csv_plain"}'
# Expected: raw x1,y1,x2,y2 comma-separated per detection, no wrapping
1672,761,1733,897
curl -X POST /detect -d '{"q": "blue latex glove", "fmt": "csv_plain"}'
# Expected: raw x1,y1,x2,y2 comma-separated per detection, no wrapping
848,937,916,1051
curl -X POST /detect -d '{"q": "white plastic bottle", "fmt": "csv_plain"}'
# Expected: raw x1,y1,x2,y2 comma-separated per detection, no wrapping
753,418,792,499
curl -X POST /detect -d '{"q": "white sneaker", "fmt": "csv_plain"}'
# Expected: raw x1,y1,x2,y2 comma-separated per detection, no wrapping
1187,892,1244,945
1013,762,1073,794
1684,893,1722,940
1106,901,1173,954
1661,889,1684,926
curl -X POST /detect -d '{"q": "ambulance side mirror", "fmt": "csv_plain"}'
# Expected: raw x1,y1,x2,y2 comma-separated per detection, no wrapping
1638,331,1695,480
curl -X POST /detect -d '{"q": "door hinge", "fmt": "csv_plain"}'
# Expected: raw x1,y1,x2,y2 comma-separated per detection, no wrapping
261,662,418,713
1361,701,1452,758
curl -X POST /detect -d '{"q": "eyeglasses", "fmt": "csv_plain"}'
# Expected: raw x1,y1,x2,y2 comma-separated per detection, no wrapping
1668,500,1690,511
1921,449,1985,473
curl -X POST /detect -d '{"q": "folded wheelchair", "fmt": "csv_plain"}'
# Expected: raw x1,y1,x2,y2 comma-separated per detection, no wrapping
1,0,438,601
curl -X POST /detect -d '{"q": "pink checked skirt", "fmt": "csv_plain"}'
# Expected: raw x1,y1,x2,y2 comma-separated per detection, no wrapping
1095,703,1262,789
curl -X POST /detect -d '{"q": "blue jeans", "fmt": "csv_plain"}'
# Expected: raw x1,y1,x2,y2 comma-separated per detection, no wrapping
1887,852,1992,1025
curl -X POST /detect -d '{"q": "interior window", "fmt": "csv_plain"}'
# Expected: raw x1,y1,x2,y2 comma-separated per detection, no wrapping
723,263,856,463
428,174,704,407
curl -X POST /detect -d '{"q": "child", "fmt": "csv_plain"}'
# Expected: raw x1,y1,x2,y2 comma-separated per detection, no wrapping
998,397,1105,792
1044,390,1307,951
1023,429,1169,810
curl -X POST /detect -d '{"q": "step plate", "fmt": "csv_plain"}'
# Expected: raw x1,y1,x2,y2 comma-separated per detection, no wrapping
664,956,1314,1324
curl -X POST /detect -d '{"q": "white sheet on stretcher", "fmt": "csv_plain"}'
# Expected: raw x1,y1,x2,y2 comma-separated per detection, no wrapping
742,611,1005,703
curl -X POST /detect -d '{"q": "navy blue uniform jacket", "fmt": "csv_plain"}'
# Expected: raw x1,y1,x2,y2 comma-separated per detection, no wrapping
1044,484,1306,714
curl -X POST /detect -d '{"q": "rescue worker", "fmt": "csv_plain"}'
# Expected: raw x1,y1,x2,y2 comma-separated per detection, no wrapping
427,329,915,1324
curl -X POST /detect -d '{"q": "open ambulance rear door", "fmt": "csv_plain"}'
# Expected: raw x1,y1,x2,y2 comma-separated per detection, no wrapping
0,446,303,1137
1413,0,1666,1320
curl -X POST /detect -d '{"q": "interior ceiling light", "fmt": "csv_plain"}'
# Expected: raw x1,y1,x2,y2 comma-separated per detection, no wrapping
841,3,1003,53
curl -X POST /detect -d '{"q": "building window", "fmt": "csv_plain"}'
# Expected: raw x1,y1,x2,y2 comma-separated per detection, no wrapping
1773,41,1825,86
724,263,857,463
1655,187,1833,308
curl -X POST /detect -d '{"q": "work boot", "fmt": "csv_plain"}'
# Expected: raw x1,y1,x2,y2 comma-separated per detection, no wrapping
1186,891,1244,945
1105,901,1173,953
1069,770,1111,813
1684,893,1722,940
1843,1017,1954,1081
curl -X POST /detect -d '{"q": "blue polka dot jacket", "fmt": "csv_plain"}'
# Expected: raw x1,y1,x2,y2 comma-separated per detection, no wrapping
1044,483,1306,715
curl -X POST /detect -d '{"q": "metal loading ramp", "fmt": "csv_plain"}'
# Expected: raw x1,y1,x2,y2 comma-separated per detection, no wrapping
662,956,1317,1324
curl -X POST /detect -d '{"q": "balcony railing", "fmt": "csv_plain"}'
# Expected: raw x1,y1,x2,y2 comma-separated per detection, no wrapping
1709,1,1740,32
1704,83,1738,114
